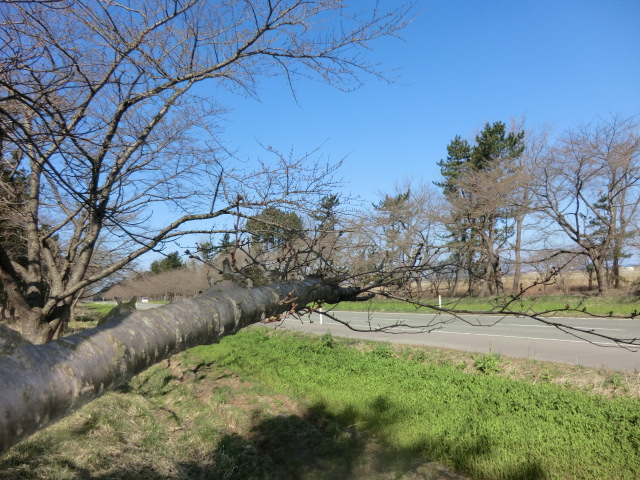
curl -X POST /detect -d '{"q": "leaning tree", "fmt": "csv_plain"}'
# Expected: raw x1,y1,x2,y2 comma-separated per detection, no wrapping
0,0,413,343
2,1,640,458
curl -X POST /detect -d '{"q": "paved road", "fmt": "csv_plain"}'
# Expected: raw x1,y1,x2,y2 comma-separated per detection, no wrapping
135,302,640,371
270,311,640,372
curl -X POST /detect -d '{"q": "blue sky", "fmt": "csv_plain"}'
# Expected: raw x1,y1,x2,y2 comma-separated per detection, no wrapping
218,0,640,202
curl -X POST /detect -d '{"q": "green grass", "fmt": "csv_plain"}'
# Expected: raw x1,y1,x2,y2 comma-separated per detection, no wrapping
325,294,640,318
65,303,112,334
2,335,414,480
5,326,638,479
78,302,114,317
192,328,640,479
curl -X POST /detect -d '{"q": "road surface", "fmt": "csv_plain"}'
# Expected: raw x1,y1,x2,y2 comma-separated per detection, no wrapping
135,302,640,371
269,310,640,372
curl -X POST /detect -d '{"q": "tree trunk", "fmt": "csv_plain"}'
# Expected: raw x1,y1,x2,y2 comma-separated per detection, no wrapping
0,278,370,455
592,257,608,295
511,215,524,294
20,311,49,344
451,265,461,296
611,237,622,289
415,277,423,296
19,302,73,344
612,256,620,289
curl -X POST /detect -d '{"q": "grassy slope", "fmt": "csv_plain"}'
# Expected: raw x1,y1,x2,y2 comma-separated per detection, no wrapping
2,328,639,480
193,329,640,480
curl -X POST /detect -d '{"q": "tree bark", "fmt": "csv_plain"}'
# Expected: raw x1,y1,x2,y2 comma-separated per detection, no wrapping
0,278,369,456
591,257,608,295
511,215,524,294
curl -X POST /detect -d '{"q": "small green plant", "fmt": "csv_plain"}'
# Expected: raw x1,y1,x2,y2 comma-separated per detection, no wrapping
370,343,393,359
411,351,427,363
540,370,553,382
472,352,501,374
320,331,336,349
606,373,624,388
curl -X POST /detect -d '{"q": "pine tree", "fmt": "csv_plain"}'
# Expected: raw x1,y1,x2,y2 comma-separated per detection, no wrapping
150,252,185,274
436,122,525,295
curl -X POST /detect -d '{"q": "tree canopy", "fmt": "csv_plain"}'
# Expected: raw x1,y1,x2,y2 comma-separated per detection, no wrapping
150,252,185,274
246,207,304,248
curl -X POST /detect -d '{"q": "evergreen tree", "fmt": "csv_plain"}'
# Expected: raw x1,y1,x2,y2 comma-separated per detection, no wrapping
436,122,525,296
312,195,341,231
217,233,234,253
435,135,472,195
150,252,185,274
195,233,234,263
246,207,303,248
471,121,525,170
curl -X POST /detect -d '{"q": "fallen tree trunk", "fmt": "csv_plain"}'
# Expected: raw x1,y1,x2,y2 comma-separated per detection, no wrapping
0,278,368,456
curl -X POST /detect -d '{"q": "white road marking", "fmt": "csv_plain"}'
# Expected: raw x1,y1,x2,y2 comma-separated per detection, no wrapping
326,315,628,332
430,329,616,346
311,321,621,346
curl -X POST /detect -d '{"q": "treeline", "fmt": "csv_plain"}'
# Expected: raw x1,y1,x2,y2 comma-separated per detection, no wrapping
103,262,212,301
345,115,640,297
102,202,336,300
105,114,640,302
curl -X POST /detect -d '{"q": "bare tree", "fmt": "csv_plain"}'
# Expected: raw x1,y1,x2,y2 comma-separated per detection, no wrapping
0,0,413,343
183,188,352,290
534,115,640,294
340,181,448,298
506,121,550,294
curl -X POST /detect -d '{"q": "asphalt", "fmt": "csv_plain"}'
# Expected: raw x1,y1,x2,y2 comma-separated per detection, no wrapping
135,302,640,371
268,310,640,372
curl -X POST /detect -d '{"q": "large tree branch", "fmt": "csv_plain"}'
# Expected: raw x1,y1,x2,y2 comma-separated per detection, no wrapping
0,277,368,455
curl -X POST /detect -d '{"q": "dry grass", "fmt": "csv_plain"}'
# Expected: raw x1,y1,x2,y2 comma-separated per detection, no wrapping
515,269,640,296
414,269,640,298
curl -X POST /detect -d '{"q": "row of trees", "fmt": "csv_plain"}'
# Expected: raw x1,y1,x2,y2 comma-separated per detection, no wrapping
351,116,640,298
105,194,340,298
105,115,640,305
217,115,640,301
1,0,638,348
105,266,210,301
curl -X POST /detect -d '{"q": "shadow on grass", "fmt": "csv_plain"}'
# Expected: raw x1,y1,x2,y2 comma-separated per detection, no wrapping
131,398,543,480
0,396,546,480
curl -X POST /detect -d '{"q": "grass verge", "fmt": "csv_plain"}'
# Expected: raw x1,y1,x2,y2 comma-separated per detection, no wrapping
324,294,640,317
2,327,639,479
191,328,640,479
